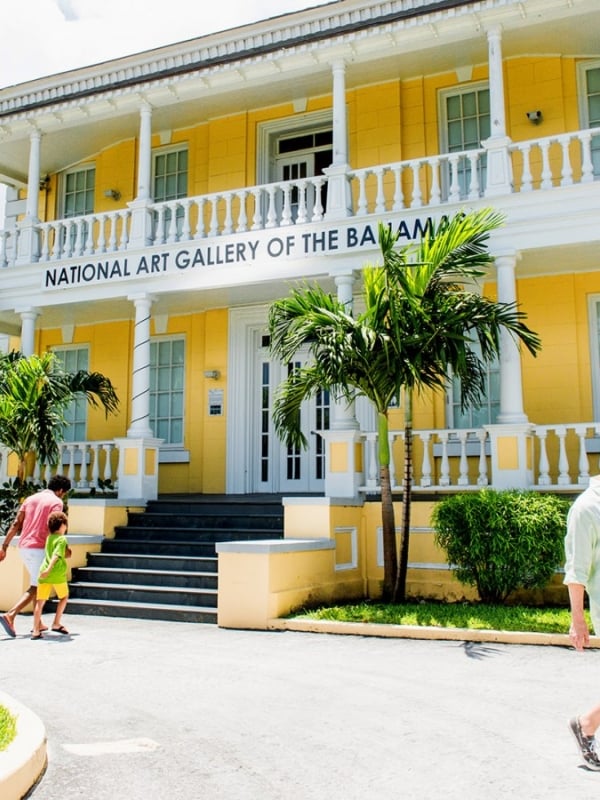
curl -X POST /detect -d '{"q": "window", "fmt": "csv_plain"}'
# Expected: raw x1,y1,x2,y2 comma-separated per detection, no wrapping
53,346,89,442
153,146,188,239
440,84,490,199
63,166,95,218
579,62,600,176
446,345,500,429
150,337,185,445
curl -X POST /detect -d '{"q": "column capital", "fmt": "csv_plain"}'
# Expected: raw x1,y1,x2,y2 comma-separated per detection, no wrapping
493,249,521,267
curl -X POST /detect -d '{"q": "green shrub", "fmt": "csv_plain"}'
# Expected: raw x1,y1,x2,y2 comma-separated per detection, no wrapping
0,478,45,534
432,490,570,603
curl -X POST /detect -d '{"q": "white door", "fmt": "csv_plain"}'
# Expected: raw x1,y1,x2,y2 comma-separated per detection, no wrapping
254,330,328,493
277,154,315,223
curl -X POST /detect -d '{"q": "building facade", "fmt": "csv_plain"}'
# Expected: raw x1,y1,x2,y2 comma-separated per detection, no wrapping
0,0,599,503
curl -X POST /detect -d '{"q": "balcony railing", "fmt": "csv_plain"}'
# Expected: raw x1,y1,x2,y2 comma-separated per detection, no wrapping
1,127,598,268
359,422,600,494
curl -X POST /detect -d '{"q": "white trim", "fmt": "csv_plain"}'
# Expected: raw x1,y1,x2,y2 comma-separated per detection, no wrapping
588,294,600,421
438,80,490,154
256,110,333,186
576,59,600,129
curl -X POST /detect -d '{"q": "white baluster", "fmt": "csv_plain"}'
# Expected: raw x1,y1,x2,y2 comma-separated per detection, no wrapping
102,443,114,484
365,432,378,489
374,168,386,214
119,210,129,249
67,444,77,485
295,182,307,224
236,191,248,232
429,158,441,206
356,171,368,216
560,136,573,186
265,187,277,228
536,428,551,485
575,425,591,485
91,443,100,488
419,431,432,488
457,431,469,485
167,202,179,243
78,443,90,488
181,200,191,240
223,193,233,234
556,426,570,485
209,197,220,236
108,212,119,250
467,153,480,199
580,131,594,183
251,189,263,230
448,155,460,203
311,178,324,221
438,432,450,486
410,162,423,209
280,185,292,226
97,215,107,253
476,429,488,486
540,140,553,190
194,198,206,238
392,165,403,211
519,144,533,192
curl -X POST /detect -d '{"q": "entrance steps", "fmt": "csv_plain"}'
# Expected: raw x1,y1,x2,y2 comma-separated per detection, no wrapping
62,495,284,624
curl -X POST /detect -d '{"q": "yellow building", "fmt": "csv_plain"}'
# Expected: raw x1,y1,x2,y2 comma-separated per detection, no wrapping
0,0,598,622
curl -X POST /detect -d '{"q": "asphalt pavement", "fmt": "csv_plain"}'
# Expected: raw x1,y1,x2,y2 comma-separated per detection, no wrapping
1,614,600,800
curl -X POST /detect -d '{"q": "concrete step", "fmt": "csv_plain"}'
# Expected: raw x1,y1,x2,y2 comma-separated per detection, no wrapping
73,566,218,590
101,539,218,557
88,553,217,572
56,597,217,624
113,526,284,542
68,581,218,608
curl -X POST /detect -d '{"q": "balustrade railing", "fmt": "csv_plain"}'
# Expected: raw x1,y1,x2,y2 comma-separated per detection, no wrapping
0,126,598,268
0,440,120,493
359,421,600,494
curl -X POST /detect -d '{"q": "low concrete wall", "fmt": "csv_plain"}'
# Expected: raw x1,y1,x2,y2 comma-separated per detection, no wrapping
0,691,46,800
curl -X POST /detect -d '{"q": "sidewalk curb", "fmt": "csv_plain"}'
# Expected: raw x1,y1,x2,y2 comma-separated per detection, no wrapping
0,691,47,800
268,618,600,647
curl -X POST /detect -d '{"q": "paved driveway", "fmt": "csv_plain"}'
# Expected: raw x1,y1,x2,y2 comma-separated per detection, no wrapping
2,615,600,799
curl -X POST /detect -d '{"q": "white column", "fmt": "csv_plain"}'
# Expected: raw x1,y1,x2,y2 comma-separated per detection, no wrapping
18,308,40,356
324,60,352,220
128,103,154,247
16,130,42,264
495,251,527,424
25,129,42,221
127,293,155,437
136,103,153,201
331,273,358,431
482,26,513,197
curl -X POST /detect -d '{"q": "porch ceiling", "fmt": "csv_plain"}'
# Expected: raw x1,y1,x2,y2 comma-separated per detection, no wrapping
0,0,598,186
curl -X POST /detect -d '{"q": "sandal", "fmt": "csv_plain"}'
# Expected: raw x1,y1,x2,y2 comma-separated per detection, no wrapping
31,633,43,640
52,625,70,635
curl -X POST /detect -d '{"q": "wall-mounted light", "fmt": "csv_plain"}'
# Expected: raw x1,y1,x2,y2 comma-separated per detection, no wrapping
526,110,542,125
103,188,121,201
203,370,220,380
39,175,50,191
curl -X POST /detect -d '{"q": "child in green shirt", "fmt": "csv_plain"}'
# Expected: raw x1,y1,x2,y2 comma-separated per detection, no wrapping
32,511,71,640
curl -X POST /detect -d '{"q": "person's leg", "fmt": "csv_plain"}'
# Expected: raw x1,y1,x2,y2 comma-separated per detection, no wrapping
51,584,69,633
579,705,600,737
4,548,45,628
31,598,46,638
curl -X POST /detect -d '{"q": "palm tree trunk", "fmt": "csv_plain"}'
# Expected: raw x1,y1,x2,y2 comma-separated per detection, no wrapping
394,389,413,602
378,411,397,601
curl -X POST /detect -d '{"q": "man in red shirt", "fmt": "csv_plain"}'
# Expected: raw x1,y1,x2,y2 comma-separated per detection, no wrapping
0,474,71,636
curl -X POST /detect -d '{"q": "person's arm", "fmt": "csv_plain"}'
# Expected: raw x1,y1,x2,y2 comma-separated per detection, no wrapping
568,582,589,651
0,507,26,563
39,554,59,579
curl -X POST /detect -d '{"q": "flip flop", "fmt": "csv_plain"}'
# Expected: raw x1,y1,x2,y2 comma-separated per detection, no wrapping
51,625,70,635
30,633,43,640
0,615,16,638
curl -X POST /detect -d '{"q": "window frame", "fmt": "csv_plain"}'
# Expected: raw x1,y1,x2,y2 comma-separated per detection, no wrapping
59,165,96,219
151,144,189,202
149,335,186,448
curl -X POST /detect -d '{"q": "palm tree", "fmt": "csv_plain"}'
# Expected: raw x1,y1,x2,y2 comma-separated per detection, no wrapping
268,208,541,602
0,351,119,481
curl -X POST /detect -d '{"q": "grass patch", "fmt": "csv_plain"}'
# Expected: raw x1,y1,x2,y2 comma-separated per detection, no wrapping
292,601,586,635
0,704,17,752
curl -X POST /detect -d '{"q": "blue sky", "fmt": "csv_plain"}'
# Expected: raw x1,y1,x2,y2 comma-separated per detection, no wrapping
1,0,327,87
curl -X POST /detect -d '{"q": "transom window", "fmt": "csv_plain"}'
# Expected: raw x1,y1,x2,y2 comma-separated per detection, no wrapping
53,345,89,442
150,337,185,445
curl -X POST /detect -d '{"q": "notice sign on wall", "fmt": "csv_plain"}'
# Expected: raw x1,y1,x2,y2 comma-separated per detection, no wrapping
208,389,224,416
